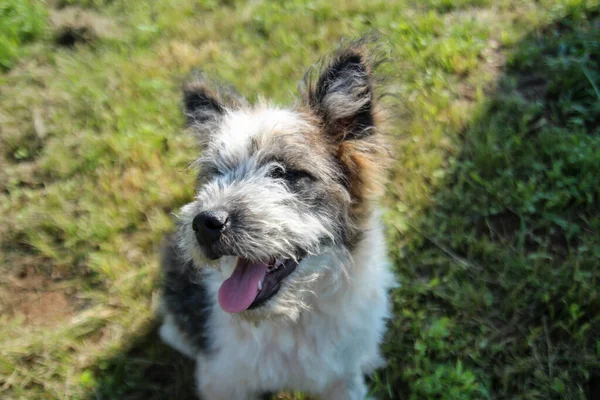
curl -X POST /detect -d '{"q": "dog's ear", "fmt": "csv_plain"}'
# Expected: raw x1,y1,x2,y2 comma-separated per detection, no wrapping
302,45,376,142
183,72,247,130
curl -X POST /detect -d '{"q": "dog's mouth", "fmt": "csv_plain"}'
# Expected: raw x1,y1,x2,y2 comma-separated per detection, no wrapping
217,257,300,313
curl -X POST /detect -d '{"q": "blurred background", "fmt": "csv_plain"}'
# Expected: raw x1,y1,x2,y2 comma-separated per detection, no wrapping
1,0,599,399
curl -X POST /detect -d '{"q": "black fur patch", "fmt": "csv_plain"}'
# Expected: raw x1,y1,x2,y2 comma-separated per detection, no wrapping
285,170,354,251
304,48,375,141
183,89,224,125
182,70,248,128
162,236,213,353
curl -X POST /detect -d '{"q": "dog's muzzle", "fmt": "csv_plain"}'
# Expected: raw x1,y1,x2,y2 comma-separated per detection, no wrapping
191,209,306,314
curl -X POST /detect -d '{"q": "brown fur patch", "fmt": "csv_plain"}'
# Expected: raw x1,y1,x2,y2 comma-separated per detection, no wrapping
337,134,389,223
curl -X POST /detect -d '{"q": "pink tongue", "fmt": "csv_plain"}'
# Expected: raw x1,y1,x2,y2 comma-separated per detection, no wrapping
218,258,268,313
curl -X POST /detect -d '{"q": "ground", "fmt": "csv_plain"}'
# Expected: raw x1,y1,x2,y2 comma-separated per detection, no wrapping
0,0,599,399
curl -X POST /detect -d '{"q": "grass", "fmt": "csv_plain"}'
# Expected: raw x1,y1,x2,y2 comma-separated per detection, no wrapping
0,0,46,70
0,0,599,399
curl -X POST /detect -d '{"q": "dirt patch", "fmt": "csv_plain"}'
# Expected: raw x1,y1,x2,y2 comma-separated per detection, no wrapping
0,265,75,327
49,6,119,47
481,39,506,82
17,290,71,326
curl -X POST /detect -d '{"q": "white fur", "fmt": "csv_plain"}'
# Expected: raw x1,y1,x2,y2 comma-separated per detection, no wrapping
162,101,395,398
161,212,396,399
176,107,341,272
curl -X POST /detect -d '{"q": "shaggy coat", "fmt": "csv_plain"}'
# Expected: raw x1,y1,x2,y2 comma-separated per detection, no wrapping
159,41,396,400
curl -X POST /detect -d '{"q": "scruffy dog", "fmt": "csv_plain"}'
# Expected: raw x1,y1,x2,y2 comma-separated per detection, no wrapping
159,41,396,399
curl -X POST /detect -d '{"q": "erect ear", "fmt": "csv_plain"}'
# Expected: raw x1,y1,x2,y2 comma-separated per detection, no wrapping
302,46,376,141
182,71,247,128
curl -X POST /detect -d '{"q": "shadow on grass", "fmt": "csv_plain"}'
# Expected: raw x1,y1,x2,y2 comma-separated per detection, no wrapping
87,6,600,400
375,5,600,400
86,321,197,400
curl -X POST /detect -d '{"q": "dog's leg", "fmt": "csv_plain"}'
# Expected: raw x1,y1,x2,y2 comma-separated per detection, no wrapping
318,374,370,400
159,313,197,359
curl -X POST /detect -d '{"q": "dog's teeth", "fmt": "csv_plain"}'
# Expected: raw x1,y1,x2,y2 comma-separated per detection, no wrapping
258,280,263,291
266,259,285,273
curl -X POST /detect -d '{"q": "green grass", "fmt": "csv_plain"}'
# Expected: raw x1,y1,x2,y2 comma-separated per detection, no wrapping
0,0,599,399
0,0,47,70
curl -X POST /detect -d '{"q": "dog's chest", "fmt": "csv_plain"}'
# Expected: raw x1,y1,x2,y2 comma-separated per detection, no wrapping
205,311,364,392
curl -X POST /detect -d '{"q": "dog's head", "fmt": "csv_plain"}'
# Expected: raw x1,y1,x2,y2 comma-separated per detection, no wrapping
176,43,388,321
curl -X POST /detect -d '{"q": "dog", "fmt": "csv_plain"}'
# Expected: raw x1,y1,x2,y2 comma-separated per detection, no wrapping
158,40,396,400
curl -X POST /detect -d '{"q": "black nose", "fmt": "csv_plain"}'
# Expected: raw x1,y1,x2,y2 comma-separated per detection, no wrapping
192,210,229,243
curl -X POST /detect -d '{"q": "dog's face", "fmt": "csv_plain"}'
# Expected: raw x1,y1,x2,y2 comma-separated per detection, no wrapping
176,45,387,320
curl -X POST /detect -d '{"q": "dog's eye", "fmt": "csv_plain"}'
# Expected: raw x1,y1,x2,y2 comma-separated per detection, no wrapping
285,169,314,182
268,166,286,180
268,166,314,182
